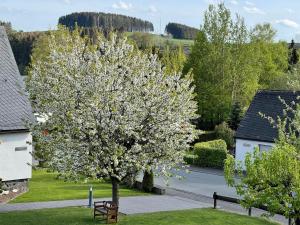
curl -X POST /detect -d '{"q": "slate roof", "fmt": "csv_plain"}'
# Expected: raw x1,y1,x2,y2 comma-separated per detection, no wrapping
235,90,300,143
0,26,33,132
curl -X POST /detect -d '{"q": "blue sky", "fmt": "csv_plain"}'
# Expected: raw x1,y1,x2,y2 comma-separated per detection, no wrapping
1,0,300,41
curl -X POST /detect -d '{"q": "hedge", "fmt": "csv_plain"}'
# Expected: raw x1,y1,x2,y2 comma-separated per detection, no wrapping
194,139,227,151
185,139,228,169
184,154,199,165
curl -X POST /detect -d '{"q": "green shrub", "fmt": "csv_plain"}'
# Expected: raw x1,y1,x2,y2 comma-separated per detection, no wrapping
214,122,235,149
184,154,199,165
194,139,228,169
194,139,227,150
197,131,216,142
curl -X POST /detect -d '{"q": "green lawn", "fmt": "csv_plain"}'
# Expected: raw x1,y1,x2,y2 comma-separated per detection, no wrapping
0,207,278,225
11,169,146,203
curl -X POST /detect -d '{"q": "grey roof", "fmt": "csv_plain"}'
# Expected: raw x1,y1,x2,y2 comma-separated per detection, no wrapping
235,90,300,143
0,26,33,132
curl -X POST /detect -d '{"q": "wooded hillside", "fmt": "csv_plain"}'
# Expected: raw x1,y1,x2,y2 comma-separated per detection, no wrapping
58,12,154,32
165,23,199,40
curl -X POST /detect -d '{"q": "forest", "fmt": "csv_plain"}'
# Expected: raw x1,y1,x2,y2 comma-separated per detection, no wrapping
165,22,199,40
58,12,154,32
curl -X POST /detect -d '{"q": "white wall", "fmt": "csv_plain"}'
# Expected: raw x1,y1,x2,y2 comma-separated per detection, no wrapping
0,132,32,181
235,138,275,168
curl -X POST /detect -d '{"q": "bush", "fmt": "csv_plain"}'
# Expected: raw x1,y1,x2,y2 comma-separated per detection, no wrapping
194,139,228,169
214,122,235,149
194,139,227,150
197,131,216,142
184,154,199,165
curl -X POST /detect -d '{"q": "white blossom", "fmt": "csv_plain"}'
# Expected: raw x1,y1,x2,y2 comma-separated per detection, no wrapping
27,31,198,183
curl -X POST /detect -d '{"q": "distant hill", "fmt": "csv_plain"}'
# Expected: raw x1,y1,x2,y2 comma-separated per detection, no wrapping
58,12,154,33
165,23,199,40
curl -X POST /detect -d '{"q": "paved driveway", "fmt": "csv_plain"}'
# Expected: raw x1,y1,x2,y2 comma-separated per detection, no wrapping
144,167,239,199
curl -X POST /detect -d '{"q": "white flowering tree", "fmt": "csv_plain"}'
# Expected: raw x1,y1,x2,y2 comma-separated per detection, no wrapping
27,28,198,205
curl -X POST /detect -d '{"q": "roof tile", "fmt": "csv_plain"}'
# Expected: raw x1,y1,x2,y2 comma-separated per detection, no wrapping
236,90,300,142
0,26,33,132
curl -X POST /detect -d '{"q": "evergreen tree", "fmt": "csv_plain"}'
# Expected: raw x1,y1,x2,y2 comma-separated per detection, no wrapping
228,102,243,130
289,39,299,68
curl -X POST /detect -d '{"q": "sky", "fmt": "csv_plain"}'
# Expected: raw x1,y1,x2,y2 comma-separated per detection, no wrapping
1,0,300,41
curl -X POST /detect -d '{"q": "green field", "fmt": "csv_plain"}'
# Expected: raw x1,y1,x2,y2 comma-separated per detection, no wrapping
0,207,278,225
11,169,146,203
125,32,194,47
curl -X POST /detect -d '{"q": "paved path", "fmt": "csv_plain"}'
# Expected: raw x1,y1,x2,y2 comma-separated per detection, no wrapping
0,195,210,214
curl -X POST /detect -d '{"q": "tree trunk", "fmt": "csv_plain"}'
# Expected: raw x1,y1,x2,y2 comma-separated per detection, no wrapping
296,217,300,225
142,170,154,193
111,177,120,206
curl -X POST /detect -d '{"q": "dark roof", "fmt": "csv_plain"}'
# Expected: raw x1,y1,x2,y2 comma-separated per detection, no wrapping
235,90,300,143
0,26,33,132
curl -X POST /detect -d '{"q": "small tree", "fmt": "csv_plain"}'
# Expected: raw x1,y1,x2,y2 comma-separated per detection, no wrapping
228,102,243,130
27,27,198,205
289,39,299,68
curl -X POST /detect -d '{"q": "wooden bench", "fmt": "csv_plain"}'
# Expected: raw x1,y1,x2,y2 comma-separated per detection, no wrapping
94,201,118,224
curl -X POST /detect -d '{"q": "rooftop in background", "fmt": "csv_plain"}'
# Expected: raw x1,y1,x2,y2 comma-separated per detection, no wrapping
0,26,33,132
235,90,300,143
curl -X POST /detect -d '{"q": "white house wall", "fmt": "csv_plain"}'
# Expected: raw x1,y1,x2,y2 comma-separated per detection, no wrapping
235,138,275,168
0,132,32,181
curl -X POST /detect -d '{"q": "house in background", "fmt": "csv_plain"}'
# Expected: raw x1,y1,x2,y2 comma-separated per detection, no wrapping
235,90,300,166
0,26,33,192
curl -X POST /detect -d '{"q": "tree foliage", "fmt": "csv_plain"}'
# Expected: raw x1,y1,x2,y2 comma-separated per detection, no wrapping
165,23,199,40
228,102,243,130
214,122,234,150
289,39,299,68
250,23,288,89
184,4,288,129
27,27,198,205
0,20,43,75
270,64,300,91
59,12,154,33
225,143,300,224
9,31,43,75
160,45,186,75
184,4,257,129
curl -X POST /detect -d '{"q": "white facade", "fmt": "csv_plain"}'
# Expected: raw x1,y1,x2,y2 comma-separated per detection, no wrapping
0,132,32,181
235,138,275,168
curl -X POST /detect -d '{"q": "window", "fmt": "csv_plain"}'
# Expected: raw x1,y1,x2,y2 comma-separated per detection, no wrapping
15,146,27,151
259,144,272,153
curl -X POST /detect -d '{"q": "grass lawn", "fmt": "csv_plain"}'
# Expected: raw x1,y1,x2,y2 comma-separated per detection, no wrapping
0,207,279,225
11,169,146,203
